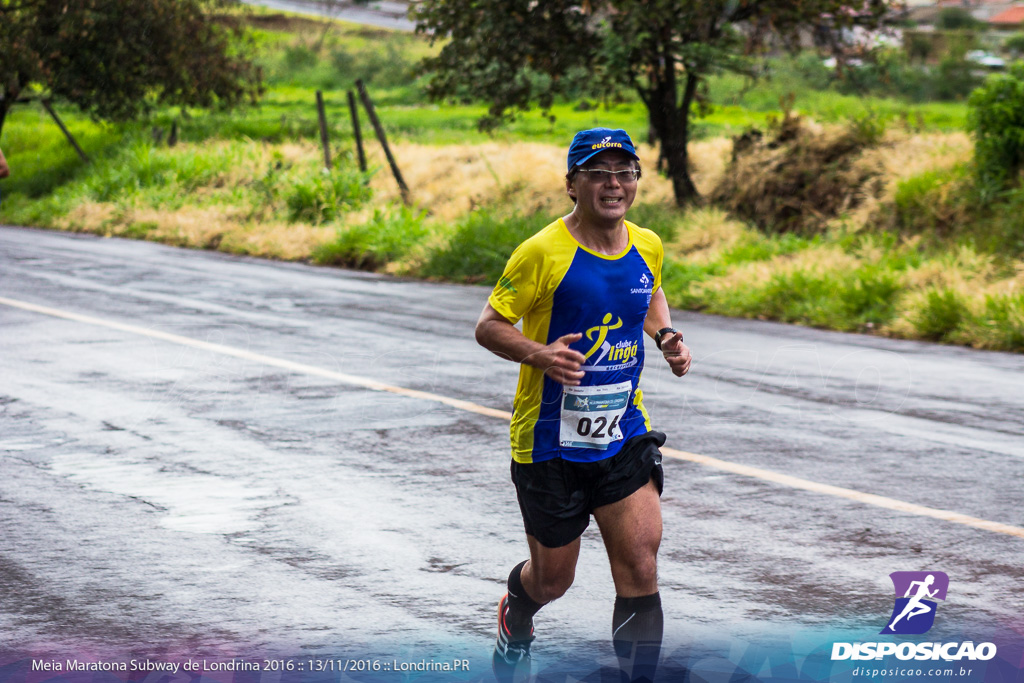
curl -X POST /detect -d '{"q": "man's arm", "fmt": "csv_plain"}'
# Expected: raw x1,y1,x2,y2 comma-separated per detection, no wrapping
475,303,587,386
643,288,692,377
0,147,9,179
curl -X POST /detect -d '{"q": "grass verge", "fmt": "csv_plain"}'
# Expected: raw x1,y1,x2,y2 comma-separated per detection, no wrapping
0,16,1019,351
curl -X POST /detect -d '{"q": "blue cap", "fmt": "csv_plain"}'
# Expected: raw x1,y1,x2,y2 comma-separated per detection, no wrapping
567,128,639,171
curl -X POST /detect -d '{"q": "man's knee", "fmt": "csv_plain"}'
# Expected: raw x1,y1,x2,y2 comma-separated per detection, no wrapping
526,562,576,603
611,546,659,594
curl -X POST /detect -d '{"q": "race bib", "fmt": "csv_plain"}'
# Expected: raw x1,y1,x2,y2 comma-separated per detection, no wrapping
559,380,632,450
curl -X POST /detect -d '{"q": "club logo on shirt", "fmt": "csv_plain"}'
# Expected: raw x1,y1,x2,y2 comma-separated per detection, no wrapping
584,313,622,359
582,313,638,371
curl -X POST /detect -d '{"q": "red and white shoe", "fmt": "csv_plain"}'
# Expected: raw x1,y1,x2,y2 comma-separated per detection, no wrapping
492,593,534,682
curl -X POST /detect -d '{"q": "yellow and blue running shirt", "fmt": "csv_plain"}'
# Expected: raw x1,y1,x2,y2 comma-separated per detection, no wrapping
488,217,663,464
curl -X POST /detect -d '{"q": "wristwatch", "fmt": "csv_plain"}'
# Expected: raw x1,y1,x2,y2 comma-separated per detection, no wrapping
654,327,680,350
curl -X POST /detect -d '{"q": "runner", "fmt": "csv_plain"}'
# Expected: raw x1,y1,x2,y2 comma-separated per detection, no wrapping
475,128,691,682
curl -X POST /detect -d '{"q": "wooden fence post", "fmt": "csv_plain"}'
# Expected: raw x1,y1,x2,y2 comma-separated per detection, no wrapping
356,79,410,205
41,99,89,163
315,90,332,170
347,90,367,173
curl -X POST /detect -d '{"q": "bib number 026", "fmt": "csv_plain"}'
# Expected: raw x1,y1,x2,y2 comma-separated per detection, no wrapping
559,381,631,450
574,414,619,439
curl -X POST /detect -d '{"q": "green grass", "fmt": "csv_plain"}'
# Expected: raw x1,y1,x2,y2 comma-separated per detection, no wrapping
689,265,905,332
891,162,1024,260
285,163,373,223
914,288,971,341
313,204,428,269
3,13,1022,352
420,210,544,283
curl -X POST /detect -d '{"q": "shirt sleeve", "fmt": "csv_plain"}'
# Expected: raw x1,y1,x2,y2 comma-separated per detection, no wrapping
653,234,664,292
628,221,664,292
487,240,543,324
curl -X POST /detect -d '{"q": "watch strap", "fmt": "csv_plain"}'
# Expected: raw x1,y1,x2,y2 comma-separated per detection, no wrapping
655,327,678,350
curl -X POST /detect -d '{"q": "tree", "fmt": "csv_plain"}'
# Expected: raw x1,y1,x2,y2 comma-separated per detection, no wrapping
936,7,979,32
967,63,1024,190
906,32,935,64
1004,32,1024,58
0,0,261,137
413,0,893,206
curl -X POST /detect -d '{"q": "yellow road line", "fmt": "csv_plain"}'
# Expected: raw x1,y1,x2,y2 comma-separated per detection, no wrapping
3,295,1022,539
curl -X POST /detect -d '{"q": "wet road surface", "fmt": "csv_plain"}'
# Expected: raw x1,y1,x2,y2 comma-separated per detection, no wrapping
1,226,1022,676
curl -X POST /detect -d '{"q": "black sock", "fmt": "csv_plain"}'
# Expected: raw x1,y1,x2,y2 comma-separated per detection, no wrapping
504,560,545,637
612,592,663,683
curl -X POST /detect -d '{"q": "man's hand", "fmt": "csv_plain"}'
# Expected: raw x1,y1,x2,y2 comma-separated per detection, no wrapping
476,305,587,385
529,332,586,386
660,331,691,377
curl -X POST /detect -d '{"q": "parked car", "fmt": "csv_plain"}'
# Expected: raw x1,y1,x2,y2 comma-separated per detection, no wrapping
966,50,1006,69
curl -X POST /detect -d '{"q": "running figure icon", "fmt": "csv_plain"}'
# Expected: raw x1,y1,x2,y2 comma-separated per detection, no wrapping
881,571,949,635
888,574,938,631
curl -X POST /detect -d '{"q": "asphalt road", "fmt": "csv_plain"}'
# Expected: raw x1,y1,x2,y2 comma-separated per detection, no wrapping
1,226,1022,681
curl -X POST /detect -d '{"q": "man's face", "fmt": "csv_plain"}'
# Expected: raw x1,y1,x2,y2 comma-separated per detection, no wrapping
567,150,639,227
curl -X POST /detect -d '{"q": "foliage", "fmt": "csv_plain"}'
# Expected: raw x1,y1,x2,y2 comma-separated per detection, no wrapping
732,266,902,330
978,292,1024,350
3,15,1022,352
0,0,261,135
412,0,894,206
661,227,929,334
1005,33,1024,57
260,27,427,97
793,53,834,90
936,7,980,31
312,205,427,270
906,33,935,63
624,203,680,242
967,63,1024,189
913,288,970,341
834,47,979,102
933,51,981,102
286,166,373,224
892,166,968,234
420,210,542,283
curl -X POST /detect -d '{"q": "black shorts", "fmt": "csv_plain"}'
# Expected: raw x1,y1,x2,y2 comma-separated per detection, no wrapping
510,431,666,549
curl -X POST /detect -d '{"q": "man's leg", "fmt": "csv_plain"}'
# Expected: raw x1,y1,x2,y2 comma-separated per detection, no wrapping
522,534,581,602
495,537,581,680
593,479,663,682
501,536,581,636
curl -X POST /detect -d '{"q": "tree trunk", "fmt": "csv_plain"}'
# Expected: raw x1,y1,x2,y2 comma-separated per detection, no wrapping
643,67,700,207
0,98,10,139
0,82,20,140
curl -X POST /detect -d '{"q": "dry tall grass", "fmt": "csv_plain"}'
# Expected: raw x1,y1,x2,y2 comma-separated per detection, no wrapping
26,130,1024,350
364,141,684,220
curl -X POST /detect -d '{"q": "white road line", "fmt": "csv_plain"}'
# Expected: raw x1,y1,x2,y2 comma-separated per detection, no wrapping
0,296,511,421
663,449,1024,539
4,295,1023,540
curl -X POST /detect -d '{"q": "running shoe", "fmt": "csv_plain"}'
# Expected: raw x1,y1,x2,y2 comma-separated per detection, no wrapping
492,593,534,682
